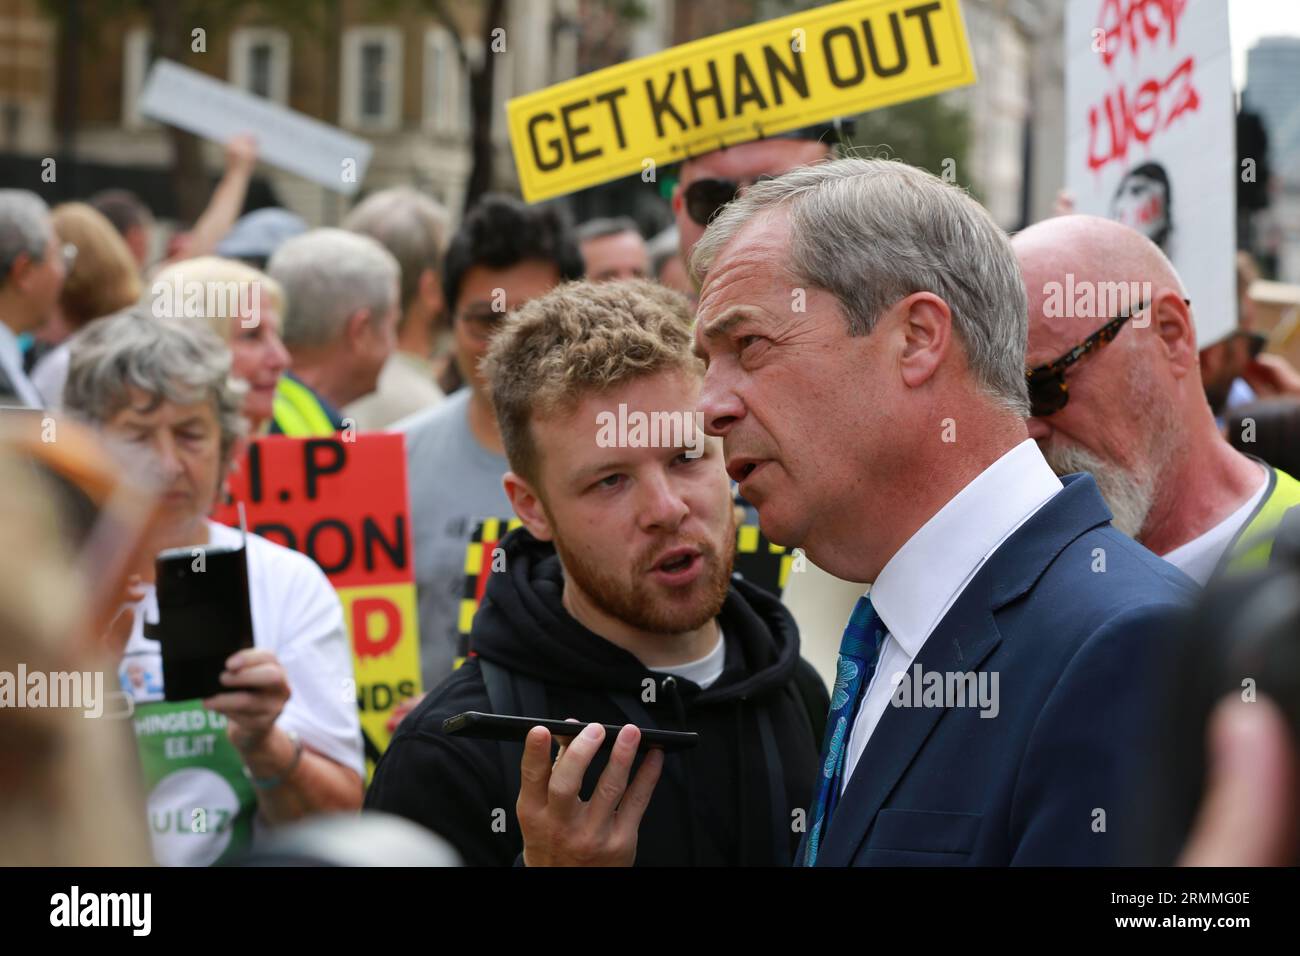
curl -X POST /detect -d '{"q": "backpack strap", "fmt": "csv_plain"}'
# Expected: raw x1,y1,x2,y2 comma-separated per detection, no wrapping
478,658,549,806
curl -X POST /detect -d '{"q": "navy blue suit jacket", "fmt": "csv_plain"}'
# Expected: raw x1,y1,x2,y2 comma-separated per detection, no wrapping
805,473,1197,866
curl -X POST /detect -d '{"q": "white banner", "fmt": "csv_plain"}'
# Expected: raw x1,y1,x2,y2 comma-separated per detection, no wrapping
138,59,373,196
1065,0,1235,346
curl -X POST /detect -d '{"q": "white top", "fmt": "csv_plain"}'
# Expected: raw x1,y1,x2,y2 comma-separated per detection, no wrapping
648,630,726,689
120,520,364,865
30,340,70,409
1161,464,1269,585
0,322,43,407
841,439,1063,789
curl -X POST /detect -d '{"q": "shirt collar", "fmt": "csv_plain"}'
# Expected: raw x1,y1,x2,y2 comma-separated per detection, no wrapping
0,322,40,406
868,439,1062,657
0,321,23,373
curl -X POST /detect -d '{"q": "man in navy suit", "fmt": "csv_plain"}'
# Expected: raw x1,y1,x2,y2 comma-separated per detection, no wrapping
687,157,1197,866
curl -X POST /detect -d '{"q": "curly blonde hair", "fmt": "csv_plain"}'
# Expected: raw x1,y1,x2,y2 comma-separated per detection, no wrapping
483,279,698,486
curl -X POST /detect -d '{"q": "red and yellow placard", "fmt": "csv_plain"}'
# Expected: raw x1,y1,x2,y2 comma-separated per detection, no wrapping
212,434,421,779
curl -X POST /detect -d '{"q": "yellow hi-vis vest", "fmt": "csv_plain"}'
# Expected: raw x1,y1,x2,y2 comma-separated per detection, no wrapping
1221,466,1300,574
272,376,336,437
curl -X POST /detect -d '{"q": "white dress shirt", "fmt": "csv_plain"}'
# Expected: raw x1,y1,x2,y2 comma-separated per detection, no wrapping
0,321,43,407
840,438,1063,790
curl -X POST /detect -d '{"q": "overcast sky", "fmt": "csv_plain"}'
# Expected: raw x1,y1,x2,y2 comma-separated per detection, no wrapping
1230,0,1300,91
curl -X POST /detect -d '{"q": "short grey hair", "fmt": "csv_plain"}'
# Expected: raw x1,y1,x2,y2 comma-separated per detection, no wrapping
576,216,641,244
63,307,248,464
0,189,53,282
690,157,1030,416
343,188,450,316
267,227,401,350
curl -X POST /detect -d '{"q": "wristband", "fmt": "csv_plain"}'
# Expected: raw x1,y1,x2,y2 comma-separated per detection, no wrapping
242,729,303,790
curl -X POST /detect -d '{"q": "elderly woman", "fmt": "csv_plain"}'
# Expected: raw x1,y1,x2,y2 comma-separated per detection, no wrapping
30,202,142,407
149,255,289,433
63,309,363,867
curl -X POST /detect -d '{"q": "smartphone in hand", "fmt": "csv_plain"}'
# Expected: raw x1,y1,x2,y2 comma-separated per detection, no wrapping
442,712,698,753
145,542,254,702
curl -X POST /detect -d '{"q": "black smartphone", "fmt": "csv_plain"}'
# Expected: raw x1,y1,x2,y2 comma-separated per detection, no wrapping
442,712,699,753
145,541,255,702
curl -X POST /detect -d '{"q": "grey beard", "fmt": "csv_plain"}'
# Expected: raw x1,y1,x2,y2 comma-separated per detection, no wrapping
1042,442,1155,540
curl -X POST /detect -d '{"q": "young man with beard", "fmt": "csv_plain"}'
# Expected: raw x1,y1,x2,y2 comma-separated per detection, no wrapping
1014,215,1300,584
365,280,828,866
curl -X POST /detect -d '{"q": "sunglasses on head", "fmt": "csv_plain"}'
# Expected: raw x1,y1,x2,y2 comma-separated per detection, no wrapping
1025,298,1191,418
683,174,777,227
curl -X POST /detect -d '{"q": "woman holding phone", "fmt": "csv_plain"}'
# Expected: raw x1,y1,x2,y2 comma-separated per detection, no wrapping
63,309,363,866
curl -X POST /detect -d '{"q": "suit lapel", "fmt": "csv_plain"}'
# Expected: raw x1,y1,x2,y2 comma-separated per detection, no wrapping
817,585,1003,866
815,473,1114,866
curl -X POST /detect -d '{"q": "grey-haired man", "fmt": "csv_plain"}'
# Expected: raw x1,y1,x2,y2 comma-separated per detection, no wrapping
0,189,65,407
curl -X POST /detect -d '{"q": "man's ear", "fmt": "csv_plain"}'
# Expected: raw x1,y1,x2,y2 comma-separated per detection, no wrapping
1153,292,1198,377
7,252,36,293
503,471,553,542
345,308,373,347
896,292,951,389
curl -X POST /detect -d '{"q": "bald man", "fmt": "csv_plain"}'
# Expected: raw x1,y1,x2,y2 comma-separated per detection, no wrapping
1013,215,1300,584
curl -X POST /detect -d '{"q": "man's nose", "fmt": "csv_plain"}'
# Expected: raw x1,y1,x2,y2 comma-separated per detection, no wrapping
639,470,689,533
698,367,745,438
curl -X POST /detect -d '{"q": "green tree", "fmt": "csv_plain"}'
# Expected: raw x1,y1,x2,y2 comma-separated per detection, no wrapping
848,94,977,197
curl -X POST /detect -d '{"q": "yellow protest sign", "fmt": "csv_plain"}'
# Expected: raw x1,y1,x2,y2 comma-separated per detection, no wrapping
507,0,977,202
212,434,424,781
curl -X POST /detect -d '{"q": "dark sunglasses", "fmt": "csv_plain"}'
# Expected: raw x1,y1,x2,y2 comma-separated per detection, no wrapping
1026,298,1191,418
683,174,776,226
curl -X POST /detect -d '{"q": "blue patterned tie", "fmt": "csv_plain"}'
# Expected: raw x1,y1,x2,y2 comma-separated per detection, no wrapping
804,594,885,867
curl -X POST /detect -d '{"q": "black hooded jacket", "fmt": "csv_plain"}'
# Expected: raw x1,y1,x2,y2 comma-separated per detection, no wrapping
366,529,829,866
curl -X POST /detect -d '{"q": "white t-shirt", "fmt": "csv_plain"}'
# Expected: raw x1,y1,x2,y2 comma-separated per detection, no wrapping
119,520,363,866
1162,470,1269,585
648,630,726,689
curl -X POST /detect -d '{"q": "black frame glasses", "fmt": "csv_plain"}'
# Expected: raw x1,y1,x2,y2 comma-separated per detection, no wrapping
683,174,776,226
1026,298,1191,418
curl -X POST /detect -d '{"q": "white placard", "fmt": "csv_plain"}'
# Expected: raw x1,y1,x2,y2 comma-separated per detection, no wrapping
138,58,373,196
1065,0,1235,346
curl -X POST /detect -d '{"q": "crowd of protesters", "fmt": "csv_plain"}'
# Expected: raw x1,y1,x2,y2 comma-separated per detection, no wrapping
1,123,1298,868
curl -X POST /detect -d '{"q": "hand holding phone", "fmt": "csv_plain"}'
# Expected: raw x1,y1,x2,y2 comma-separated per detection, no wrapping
147,542,255,702
442,712,698,753
516,722,664,867
204,647,291,752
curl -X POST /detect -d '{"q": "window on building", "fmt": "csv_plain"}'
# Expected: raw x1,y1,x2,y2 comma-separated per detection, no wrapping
342,27,402,132
230,28,290,104
424,27,475,137
122,27,156,129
